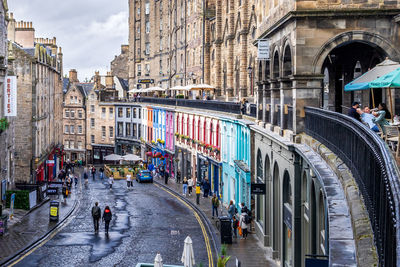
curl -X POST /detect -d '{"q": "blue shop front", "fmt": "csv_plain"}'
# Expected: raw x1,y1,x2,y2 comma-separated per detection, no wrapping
197,153,222,198
234,160,251,210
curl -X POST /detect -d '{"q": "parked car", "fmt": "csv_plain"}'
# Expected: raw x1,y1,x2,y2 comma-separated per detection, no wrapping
136,170,153,183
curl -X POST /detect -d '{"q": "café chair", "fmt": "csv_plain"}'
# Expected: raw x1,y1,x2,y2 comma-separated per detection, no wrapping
383,125,400,157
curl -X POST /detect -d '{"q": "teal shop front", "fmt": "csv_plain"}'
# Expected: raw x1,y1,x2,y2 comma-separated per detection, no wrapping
234,160,251,210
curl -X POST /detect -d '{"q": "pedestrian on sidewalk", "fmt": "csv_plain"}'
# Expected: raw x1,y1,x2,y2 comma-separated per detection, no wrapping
196,182,201,205
74,175,78,187
176,170,181,183
203,179,210,198
211,194,219,219
232,215,239,238
109,175,114,190
83,171,89,188
91,166,96,180
102,206,112,234
182,177,188,196
126,173,132,189
239,208,250,239
99,167,104,180
187,177,194,196
228,200,236,219
91,202,101,233
164,171,169,185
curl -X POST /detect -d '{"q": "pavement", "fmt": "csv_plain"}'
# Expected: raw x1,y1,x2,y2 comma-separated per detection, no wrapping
155,177,276,267
9,174,211,267
0,173,80,265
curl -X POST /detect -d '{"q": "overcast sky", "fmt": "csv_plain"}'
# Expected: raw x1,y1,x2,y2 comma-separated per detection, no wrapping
8,0,128,81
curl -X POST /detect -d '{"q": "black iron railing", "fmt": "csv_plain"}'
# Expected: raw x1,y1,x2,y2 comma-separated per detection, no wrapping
305,107,400,267
135,97,257,118
287,105,293,131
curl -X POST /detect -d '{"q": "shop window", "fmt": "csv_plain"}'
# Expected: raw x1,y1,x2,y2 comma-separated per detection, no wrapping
126,108,131,118
118,108,123,118
126,123,131,136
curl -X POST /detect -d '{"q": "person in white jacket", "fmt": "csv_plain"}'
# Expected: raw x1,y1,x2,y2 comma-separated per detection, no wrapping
187,178,194,196
239,210,249,239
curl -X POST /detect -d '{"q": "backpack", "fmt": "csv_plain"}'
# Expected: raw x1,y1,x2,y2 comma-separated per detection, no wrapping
244,214,252,224
92,207,100,218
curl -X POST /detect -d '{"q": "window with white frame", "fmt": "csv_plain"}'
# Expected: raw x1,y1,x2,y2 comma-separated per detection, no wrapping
146,21,150,33
78,110,82,118
78,141,82,149
65,125,69,133
145,43,150,55
65,110,69,118
78,125,82,134
137,7,140,16
102,107,106,119
70,141,75,149
71,110,75,118
137,64,142,76
91,135,95,144
109,126,114,138
91,118,95,128
90,105,95,113
145,2,150,14
102,126,106,138
70,125,75,134
109,108,113,119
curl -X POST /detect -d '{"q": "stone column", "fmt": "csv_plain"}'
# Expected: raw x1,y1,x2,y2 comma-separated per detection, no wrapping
270,80,280,128
292,75,323,134
226,0,235,98
239,0,249,98
215,41,222,96
263,82,271,124
256,82,263,121
280,78,293,130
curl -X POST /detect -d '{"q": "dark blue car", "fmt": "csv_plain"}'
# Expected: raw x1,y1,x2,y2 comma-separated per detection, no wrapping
136,170,153,183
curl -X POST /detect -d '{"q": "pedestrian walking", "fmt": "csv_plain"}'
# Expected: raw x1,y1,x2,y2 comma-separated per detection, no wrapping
99,167,104,180
91,166,96,180
196,182,201,205
109,175,114,190
91,202,101,233
187,177,194,196
211,194,219,219
239,207,250,239
182,177,188,196
232,215,239,238
176,170,181,183
126,173,132,189
203,179,210,198
228,200,236,219
83,171,89,188
74,175,78,187
102,206,112,234
164,171,169,185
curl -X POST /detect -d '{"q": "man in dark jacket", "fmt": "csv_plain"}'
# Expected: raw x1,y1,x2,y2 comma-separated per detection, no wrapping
203,179,210,198
91,167,96,180
91,202,101,233
347,102,361,121
102,206,112,234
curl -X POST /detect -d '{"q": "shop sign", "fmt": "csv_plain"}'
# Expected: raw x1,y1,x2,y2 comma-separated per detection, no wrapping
4,76,17,117
138,79,154,84
29,190,37,209
46,160,55,165
251,183,266,195
257,40,270,60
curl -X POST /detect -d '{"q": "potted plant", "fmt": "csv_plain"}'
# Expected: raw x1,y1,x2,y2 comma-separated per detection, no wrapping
0,118,9,133
217,245,231,267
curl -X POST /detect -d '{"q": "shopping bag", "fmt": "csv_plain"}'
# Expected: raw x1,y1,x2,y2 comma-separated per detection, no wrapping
238,226,242,236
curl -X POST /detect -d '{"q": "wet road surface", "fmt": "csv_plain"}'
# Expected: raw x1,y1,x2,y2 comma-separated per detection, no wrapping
14,178,210,267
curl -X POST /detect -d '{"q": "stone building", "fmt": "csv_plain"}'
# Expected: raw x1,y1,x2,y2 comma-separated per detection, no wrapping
128,0,209,91
85,76,116,165
63,70,90,163
0,1,10,194
111,44,129,80
7,15,64,183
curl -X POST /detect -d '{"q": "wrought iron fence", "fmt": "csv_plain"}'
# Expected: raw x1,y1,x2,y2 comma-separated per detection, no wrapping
304,107,400,267
135,97,257,118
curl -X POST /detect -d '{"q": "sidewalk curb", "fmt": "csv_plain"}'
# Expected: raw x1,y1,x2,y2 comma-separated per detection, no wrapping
0,192,81,266
154,181,220,259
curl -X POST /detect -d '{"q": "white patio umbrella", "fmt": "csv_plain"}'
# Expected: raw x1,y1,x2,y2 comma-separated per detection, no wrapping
154,253,163,267
170,85,187,91
104,154,123,161
189,84,215,91
145,86,165,92
181,236,195,267
122,154,143,162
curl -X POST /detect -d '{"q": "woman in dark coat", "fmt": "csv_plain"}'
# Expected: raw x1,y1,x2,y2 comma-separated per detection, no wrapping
102,206,112,234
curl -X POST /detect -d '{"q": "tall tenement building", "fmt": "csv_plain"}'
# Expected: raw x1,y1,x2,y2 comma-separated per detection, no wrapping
7,14,64,184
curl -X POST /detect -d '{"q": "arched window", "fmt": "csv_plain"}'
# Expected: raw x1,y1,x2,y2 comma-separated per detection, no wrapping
187,117,190,136
216,123,220,147
256,149,263,181
283,171,293,266
272,163,280,253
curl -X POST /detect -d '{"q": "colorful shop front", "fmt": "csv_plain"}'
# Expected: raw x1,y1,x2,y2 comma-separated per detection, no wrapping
220,117,252,208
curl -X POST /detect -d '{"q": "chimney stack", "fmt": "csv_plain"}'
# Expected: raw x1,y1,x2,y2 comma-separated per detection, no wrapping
94,71,101,89
69,69,78,83
105,71,114,89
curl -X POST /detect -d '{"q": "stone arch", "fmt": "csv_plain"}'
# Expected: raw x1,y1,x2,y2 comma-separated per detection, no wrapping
272,49,280,79
264,59,270,81
272,162,280,254
318,189,327,255
312,31,400,74
282,42,293,77
282,170,292,265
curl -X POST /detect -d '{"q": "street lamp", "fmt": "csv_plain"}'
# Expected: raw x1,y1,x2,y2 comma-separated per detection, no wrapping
247,66,253,78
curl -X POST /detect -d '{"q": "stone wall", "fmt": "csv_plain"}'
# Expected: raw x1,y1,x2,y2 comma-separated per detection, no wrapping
111,45,129,79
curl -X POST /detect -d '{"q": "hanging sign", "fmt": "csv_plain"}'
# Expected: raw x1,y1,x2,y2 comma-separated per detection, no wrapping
257,40,270,60
4,76,17,117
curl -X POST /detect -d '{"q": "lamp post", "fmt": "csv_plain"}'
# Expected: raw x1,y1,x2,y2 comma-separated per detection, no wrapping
247,66,253,96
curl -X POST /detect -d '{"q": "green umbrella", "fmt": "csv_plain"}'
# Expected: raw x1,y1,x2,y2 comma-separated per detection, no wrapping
370,67,400,88
369,67,400,121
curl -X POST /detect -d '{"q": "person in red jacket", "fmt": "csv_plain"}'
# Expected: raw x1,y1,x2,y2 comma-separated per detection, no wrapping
102,206,112,234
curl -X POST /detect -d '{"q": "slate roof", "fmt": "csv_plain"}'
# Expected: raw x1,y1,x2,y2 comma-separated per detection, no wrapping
77,83,94,96
117,77,129,91
23,48,35,57
63,78,70,93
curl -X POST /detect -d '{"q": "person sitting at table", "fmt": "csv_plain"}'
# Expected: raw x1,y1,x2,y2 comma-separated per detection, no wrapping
348,101,361,121
356,107,379,132
372,103,390,133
